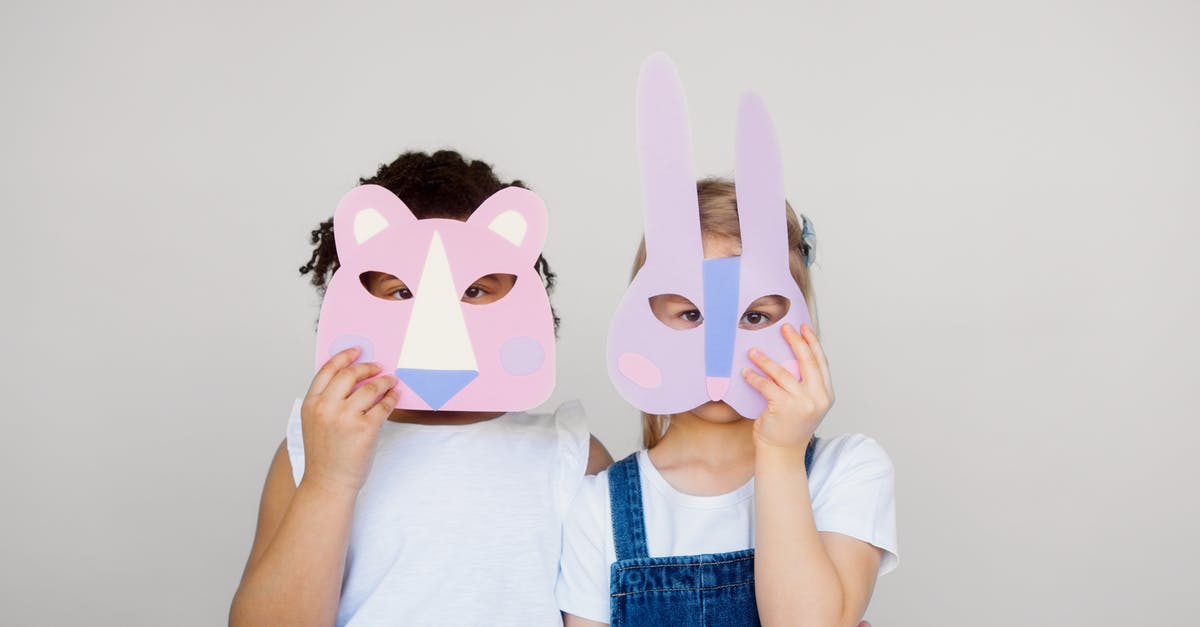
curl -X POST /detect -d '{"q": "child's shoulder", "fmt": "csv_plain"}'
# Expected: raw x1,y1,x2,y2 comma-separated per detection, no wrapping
562,448,640,528
810,433,895,488
561,459,616,544
507,400,592,518
814,433,893,467
809,433,900,574
577,465,613,508
504,399,588,433
567,447,626,509
501,401,591,467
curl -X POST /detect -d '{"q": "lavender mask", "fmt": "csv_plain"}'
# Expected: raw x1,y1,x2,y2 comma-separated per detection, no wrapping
606,53,812,419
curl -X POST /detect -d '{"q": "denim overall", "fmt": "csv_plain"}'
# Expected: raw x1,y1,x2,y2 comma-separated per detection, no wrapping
608,439,817,626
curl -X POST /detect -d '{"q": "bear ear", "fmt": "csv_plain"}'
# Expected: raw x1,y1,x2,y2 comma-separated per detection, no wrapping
468,186,548,263
332,185,418,264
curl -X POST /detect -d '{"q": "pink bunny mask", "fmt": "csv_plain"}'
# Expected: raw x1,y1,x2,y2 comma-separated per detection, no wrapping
607,53,812,419
314,184,556,411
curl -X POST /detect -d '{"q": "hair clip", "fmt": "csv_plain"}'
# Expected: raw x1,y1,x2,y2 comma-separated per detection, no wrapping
800,214,816,267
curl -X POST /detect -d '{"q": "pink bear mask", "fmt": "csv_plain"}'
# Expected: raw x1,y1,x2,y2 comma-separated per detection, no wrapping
607,53,812,419
314,184,555,411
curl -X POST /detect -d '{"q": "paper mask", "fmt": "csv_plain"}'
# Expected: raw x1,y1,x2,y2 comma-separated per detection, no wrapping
315,184,555,411
606,53,812,419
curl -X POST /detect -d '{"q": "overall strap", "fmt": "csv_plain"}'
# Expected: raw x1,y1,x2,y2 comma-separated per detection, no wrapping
608,439,817,563
608,453,649,561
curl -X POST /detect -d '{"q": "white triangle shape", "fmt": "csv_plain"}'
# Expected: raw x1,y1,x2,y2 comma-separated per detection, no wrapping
396,231,478,371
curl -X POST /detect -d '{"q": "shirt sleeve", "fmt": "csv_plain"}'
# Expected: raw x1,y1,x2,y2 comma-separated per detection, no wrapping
285,398,305,486
556,473,613,624
553,400,591,520
810,434,899,575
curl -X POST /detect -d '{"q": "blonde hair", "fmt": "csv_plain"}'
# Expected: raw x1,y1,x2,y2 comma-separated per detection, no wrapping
635,178,818,449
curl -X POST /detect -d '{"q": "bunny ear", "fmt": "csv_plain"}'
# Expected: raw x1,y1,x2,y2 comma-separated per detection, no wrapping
735,92,790,269
333,184,418,265
637,53,704,264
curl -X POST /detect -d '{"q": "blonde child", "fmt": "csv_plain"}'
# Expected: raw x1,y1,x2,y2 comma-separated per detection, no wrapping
557,179,897,626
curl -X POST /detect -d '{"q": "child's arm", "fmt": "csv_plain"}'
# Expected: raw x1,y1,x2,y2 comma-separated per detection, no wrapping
229,348,399,627
586,436,614,474
744,324,883,627
754,446,882,627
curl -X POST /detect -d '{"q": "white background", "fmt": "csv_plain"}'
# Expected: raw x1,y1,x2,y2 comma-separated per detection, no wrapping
2,1,1197,625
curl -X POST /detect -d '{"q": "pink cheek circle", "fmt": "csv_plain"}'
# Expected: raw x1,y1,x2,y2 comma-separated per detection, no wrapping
500,336,545,376
618,352,662,389
329,335,374,363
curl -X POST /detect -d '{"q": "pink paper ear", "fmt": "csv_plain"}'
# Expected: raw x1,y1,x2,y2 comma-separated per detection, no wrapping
466,186,548,265
332,184,419,265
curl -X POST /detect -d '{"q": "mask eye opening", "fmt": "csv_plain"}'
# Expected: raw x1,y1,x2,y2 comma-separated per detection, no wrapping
739,294,791,330
360,271,414,301
648,294,704,330
461,273,518,305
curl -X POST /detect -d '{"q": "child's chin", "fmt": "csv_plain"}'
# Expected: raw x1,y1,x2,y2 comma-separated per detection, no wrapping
691,401,746,424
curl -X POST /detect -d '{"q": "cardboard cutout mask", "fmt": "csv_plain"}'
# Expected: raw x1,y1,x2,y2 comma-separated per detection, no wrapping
606,53,812,419
315,184,555,411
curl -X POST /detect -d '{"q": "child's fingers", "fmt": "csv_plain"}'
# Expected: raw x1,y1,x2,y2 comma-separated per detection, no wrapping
307,346,361,397
742,365,787,405
347,375,398,414
800,323,834,396
364,389,400,425
782,324,819,388
324,362,383,401
747,348,803,394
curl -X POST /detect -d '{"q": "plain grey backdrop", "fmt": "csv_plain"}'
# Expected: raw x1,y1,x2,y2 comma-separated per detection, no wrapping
3,1,1197,625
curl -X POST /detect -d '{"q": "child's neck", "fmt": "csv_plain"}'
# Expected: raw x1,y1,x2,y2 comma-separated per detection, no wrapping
387,409,505,426
647,412,756,496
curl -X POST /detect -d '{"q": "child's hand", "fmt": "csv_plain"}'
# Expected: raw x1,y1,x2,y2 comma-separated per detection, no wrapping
742,323,834,456
299,347,399,495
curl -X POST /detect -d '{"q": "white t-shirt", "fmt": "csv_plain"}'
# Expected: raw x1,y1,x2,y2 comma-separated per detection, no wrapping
555,433,898,624
285,398,591,627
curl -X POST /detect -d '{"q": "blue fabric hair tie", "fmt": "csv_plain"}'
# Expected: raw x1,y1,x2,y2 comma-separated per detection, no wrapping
800,214,816,267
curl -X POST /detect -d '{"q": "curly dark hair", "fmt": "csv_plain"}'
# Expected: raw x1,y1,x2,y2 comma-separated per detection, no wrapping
299,149,561,330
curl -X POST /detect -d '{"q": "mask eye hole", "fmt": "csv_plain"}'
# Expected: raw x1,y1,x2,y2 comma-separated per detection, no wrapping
739,295,790,330
360,271,413,301
649,294,703,330
462,273,517,305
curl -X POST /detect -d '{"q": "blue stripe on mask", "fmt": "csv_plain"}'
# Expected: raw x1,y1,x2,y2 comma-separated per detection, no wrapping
702,256,741,378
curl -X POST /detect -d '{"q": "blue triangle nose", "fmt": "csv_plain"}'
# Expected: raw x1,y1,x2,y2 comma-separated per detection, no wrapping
394,368,479,410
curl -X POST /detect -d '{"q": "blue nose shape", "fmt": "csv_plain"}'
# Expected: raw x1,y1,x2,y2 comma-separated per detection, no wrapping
394,368,479,410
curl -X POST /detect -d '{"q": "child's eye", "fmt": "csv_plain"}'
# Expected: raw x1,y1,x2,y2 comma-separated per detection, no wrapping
460,274,516,304
739,311,771,329
738,295,789,331
360,271,414,301
649,294,703,330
